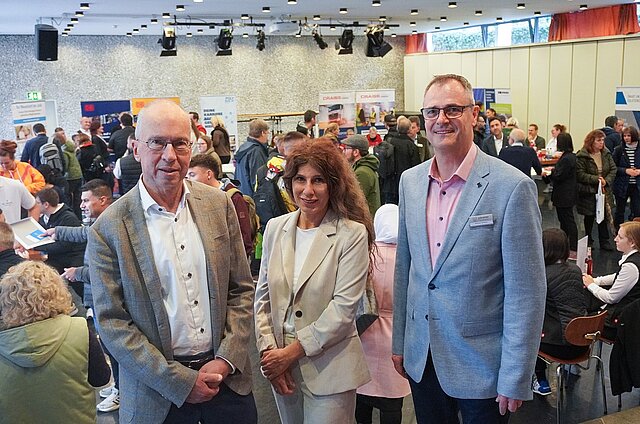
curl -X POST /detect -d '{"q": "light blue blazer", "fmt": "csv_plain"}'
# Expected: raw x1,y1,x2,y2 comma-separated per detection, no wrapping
392,147,546,401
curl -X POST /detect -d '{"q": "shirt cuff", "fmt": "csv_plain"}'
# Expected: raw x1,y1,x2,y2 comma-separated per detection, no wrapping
215,355,236,374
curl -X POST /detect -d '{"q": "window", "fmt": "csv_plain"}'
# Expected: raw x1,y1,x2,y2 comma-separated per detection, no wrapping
429,27,484,52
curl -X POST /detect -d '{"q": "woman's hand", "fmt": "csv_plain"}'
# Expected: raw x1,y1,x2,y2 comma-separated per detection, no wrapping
270,369,296,396
599,176,607,187
583,274,595,288
260,341,305,380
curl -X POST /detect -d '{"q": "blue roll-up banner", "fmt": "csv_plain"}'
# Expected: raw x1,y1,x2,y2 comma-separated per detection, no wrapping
80,100,131,139
615,87,640,129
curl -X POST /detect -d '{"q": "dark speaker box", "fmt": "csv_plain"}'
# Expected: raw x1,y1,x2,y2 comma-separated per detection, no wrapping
35,24,58,61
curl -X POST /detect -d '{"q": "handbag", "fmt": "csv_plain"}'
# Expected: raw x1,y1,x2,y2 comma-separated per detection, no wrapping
595,181,605,224
355,276,379,335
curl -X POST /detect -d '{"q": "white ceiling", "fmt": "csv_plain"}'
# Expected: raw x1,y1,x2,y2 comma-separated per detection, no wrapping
1,0,635,36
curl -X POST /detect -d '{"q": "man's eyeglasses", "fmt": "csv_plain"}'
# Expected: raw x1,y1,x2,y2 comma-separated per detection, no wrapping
421,105,474,120
142,138,193,153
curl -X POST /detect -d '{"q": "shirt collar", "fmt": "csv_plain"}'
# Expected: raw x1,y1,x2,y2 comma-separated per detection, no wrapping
619,249,638,265
139,178,191,214
428,143,478,183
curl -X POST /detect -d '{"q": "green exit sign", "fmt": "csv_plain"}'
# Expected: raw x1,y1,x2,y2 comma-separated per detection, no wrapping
27,91,42,101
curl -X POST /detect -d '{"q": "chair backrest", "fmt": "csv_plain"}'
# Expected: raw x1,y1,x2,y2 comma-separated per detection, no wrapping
564,311,608,346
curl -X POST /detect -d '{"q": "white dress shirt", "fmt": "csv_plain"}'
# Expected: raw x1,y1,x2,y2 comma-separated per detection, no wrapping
589,249,640,305
139,179,212,356
494,136,505,155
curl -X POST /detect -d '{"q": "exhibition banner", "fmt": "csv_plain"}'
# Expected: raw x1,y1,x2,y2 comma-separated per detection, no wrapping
615,87,640,128
11,100,58,149
200,95,238,149
318,91,356,129
484,89,512,115
356,89,395,128
131,97,181,117
80,100,131,138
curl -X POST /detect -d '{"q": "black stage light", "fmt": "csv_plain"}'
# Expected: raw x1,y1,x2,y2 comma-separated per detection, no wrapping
158,26,177,56
365,26,392,57
336,29,354,55
256,30,266,51
216,28,233,56
312,30,328,49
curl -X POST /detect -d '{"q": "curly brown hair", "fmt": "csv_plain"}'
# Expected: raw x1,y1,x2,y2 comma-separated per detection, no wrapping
0,140,18,159
583,129,606,153
282,138,375,268
0,261,73,330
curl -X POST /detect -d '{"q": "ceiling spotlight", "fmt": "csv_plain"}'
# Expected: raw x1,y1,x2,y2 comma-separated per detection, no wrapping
379,16,387,22
336,29,354,54
151,18,159,24
162,12,171,18
411,30,418,35
579,4,588,10
313,30,328,49
75,11,84,17
517,3,526,9
80,3,90,9
256,29,266,51
288,0,297,4
410,21,416,27
176,5,185,11
372,0,381,6
411,9,419,15
365,25,392,58
463,22,469,26
496,17,503,21
330,25,336,31
440,16,447,22
216,28,233,56
126,32,132,37
534,11,541,15
312,15,321,21
132,28,139,33
241,14,249,20
159,26,177,56
141,24,148,29
475,10,483,16
435,26,441,30
339,8,348,14
67,23,74,28
186,32,192,37
391,33,396,38
242,32,249,38
448,2,457,8
262,6,270,13
71,17,79,22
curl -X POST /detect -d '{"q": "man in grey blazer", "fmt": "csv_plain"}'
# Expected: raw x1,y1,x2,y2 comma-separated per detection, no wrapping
88,100,256,423
392,74,546,423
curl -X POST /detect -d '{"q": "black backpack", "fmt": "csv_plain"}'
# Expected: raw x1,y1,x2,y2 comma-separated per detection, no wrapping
373,140,395,178
39,142,65,173
88,155,105,175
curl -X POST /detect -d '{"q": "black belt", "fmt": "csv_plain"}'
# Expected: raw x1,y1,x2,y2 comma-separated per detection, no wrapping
174,350,215,371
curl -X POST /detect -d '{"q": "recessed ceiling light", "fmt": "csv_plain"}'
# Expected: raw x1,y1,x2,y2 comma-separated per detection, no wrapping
197,28,203,33
412,30,418,35
151,18,159,24
141,24,148,29
176,5,185,11
126,32,132,37
579,4,588,10
313,15,321,20
339,8,348,14
372,0,381,6
241,13,249,20
517,3,526,9
61,32,69,36
391,33,396,37
411,9,418,15
132,28,139,33
496,17,503,21
409,22,416,27
80,3,90,10
435,26,440,30
262,6,270,12
194,0,203,2
330,25,336,31
242,33,249,38
475,10,483,16
440,16,447,21
75,11,84,17
448,2,457,8
464,22,469,26
186,32,192,37
288,0,297,4
71,17,79,22
534,11,542,15
379,16,387,22
67,23,74,28
162,12,171,18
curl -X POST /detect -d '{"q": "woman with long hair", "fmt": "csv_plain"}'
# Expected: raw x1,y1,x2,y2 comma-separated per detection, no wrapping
0,139,45,194
254,138,374,423
210,115,232,164
576,129,616,250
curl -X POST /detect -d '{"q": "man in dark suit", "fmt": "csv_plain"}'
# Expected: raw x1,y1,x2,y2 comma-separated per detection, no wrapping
108,113,135,160
528,123,546,150
20,123,49,167
499,129,542,177
481,117,509,157
88,100,256,423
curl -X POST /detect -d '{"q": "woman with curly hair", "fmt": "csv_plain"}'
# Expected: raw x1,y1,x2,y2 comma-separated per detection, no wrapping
0,261,110,423
0,139,46,194
255,138,374,423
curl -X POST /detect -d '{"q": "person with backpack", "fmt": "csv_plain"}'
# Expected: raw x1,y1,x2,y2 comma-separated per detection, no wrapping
75,133,105,183
0,140,46,194
20,123,49,168
187,153,258,260
54,128,83,219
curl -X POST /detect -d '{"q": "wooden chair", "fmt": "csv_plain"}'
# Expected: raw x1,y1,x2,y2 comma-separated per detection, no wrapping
537,311,608,424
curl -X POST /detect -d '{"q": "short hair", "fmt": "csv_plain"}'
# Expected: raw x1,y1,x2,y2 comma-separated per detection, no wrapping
189,153,221,178
424,74,474,104
488,116,502,126
605,115,619,128
408,116,421,127
509,128,526,144
583,129,606,153
529,123,539,131
397,116,411,134
33,123,45,134
304,110,317,123
189,111,200,121
0,261,73,330
556,132,574,153
506,117,519,128
0,140,18,160
75,133,91,145
620,221,640,251
282,131,307,144
0,222,14,251
542,228,569,265
120,113,133,126
35,188,59,207
81,179,113,200
54,127,64,133
249,119,269,138
553,124,567,133
622,126,640,144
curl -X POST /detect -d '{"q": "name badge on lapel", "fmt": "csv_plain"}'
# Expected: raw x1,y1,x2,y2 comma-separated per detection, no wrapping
469,214,494,227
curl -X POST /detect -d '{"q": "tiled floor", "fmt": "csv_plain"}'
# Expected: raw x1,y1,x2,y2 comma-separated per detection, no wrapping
97,180,640,424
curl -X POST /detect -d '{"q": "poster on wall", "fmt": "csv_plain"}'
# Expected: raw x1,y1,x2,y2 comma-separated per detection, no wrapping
131,97,180,118
11,100,58,154
615,87,640,128
483,89,512,116
200,95,238,151
80,100,131,139
318,91,356,129
355,89,395,128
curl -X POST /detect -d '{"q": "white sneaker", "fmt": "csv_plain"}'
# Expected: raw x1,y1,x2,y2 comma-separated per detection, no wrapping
99,384,115,398
97,388,120,412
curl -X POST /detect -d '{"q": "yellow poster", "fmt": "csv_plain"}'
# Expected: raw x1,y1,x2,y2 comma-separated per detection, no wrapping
131,97,180,116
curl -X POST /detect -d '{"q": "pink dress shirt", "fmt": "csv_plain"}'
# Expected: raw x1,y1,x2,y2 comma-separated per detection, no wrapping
426,145,478,268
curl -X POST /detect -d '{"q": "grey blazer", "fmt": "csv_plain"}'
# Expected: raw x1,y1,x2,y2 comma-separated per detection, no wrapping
392,148,546,401
254,209,371,395
88,181,254,423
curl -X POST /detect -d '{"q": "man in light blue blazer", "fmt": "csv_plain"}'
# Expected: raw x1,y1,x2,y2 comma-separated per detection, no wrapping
392,74,546,423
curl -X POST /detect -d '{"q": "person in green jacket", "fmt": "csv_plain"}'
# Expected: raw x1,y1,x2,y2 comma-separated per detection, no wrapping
341,134,381,218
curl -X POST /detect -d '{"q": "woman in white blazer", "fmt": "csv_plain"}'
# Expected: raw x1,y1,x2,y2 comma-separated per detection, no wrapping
254,138,374,424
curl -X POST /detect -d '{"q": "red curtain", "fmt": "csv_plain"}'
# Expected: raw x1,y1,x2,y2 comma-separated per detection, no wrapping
405,33,428,54
549,3,639,42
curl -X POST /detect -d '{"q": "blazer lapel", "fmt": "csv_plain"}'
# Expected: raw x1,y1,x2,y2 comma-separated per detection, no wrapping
279,211,298,291
430,152,490,282
413,162,433,272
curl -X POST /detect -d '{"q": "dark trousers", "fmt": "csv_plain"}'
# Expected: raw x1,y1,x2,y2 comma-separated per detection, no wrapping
614,185,640,228
556,206,578,251
583,214,610,246
67,178,83,219
356,393,404,424
535,342,589,381
164,383,257,424
408,352,509,424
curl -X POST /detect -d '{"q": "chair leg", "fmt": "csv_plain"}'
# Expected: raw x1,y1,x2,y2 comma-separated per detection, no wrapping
618,394,622,411
556,364,562,424
596,341,603,371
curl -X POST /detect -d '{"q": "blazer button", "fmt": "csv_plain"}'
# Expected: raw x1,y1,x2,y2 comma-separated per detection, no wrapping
425,314,429,320
428,283,436,290
295,310,303,318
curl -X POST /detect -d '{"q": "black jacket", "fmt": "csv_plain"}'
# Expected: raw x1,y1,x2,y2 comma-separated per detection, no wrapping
612,142,640,198
108,126,135,160
603,126,622,153
543,152,577,208
0,250,24,278
36,204,85,273
382,133,420,203
610,298,640,395
253,159,289,229
118,153,142,195
576,148,616,216
498,144,542,177
481,135,509,157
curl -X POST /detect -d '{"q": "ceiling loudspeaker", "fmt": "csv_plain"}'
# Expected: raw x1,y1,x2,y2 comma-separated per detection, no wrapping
35,24,58,61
